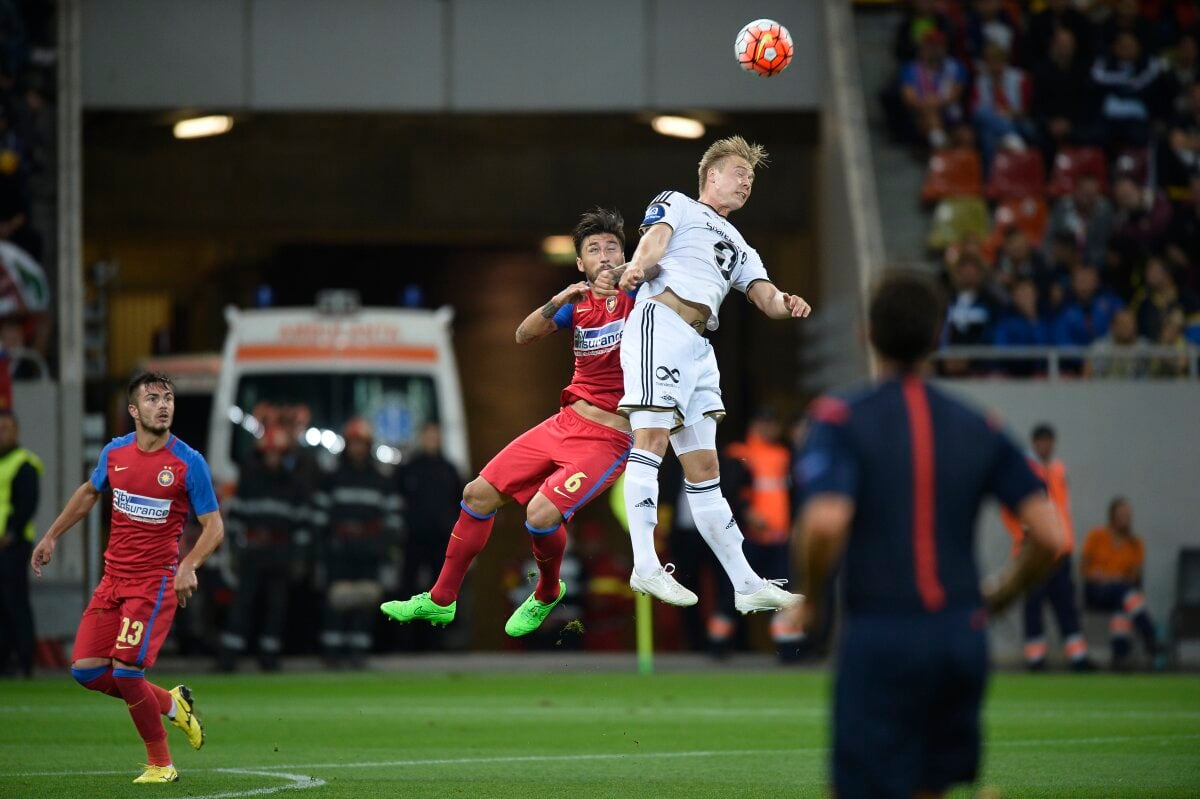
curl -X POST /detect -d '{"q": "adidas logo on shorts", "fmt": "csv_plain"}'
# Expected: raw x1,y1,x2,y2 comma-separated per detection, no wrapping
725,517,737,529
635,498,656,508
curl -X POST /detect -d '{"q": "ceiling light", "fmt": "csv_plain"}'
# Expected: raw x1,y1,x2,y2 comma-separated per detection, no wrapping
541,235,576,264
173,115,234,140
651,115,705,139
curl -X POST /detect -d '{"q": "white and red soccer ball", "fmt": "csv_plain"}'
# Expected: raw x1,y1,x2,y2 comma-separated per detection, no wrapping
735,18,793,78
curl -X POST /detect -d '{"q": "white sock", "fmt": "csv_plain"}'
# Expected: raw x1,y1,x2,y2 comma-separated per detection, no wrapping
624,449,664,577
685,478,766,594
166,697,177,720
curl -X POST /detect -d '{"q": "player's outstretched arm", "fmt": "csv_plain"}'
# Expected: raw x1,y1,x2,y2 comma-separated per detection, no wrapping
983,494,1063,613
515,281,589,344
174,510,224,607
30,481,101,576
619,224,672,292
748,281,812,320
595,264,662,295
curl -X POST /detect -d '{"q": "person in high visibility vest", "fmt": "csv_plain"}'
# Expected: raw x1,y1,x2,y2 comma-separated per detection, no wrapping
725,408,806,662
0,411,41,677
1000,423,1094,671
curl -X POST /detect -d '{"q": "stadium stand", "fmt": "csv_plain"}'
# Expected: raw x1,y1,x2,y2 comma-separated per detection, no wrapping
882,0,1200,374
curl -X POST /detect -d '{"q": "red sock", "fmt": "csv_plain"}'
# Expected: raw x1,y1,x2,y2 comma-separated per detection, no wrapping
148,681,173,715
113,670,171,766
429,504,495,605
531,525,566,603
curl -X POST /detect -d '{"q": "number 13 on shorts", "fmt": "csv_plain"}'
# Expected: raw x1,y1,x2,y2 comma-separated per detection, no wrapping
118,616,145,646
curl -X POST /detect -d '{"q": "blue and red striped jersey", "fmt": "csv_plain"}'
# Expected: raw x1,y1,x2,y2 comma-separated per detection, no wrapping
797,377,1042,616
90,433,220,578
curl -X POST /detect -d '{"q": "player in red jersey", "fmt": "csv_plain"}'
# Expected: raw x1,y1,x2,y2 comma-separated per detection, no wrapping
31,372,224,784
381,208,652,637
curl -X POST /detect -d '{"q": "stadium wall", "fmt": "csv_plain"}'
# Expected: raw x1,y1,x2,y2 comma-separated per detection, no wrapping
941,380,1200,663
81,0,823,112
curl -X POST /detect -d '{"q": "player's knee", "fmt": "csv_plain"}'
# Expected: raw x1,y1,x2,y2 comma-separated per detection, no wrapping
71,662,110,687
462,478,502,515
681,453,720,483
526,498,562,532
633,427,670,456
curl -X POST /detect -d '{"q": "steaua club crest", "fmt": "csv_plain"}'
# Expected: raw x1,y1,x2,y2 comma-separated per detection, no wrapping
606,296,618,313
157,468,175,487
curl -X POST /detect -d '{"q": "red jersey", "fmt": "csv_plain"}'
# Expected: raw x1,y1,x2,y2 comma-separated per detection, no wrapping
552,290,635,413
90,433,220,578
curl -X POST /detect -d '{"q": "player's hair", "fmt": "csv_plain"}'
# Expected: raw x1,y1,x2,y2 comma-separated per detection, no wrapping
697,135,769,194
127,371,175,403
1031,422,1056,441
1108,496,1129,521
571,207,625,255
867,270,944,370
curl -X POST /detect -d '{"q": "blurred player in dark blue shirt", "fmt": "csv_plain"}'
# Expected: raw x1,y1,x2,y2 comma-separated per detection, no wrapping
794,271,1063,799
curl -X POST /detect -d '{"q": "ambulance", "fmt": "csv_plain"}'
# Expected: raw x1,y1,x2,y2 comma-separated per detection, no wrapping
206,291,469,490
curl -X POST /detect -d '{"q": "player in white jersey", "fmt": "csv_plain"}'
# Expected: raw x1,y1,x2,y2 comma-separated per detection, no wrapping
606,136,812,612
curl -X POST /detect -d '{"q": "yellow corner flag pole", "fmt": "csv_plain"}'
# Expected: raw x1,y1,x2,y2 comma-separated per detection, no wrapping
611,474,653,675
635,592,653,675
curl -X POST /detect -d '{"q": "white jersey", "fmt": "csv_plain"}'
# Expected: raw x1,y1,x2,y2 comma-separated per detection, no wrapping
636,190,771,331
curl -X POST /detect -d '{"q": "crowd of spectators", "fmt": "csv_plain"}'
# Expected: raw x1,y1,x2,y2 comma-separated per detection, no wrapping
884,0,1200,376
0,1,51,379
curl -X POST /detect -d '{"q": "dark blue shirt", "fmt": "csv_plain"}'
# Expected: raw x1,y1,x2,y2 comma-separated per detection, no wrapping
797,378,1043,616
992,313,1052,347
1053,291,1124,346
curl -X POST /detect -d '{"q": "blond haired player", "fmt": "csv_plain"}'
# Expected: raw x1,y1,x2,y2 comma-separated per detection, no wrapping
604,136,811,611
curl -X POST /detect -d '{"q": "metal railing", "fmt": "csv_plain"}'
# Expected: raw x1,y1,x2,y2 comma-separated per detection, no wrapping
931,345,1200,380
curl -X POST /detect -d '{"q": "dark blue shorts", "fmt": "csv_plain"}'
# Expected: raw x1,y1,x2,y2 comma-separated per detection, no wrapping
834,607,988,799
1083,581,1135,612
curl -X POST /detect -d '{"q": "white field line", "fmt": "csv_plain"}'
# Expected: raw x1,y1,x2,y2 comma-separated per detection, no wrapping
187,770,327,799
1,733,1197,780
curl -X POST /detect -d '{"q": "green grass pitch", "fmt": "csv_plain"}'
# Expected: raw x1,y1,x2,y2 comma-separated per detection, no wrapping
0,669,1196,798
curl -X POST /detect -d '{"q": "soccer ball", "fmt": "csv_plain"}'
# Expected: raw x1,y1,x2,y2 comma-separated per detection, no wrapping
734,18,793,77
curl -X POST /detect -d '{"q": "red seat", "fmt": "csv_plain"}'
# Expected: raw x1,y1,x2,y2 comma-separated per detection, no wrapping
1046,147,1108,198
1112,147,1150,183
983,196,1049,262
921,148,984,203
986,149,1046,201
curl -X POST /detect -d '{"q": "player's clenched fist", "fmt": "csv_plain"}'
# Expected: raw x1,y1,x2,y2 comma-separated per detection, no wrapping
174,564,198,608
30,536,55,577
784,293,811,318
619,264,645,292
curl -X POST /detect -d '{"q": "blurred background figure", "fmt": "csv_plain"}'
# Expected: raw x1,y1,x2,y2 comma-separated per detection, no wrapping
726,408,806,663
1002,424,1093,672
898,29,966,150
395,421,459,650
0,411,39,677
316,418,401,668
1082,497,1164,670
219,424,308,672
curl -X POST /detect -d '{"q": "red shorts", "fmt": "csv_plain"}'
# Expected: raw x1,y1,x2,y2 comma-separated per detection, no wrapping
480,405,631,520
74,573,177,669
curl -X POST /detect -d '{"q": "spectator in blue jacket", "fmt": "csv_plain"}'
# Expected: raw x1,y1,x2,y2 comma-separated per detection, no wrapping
1054,264,1125,346
994,278,1052,375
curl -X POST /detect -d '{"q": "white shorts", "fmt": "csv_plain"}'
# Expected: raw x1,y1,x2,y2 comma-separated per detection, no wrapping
618,300,725,430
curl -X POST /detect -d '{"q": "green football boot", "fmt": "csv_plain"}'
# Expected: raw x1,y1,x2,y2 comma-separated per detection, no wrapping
380,593,456,627
504,580,567,637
